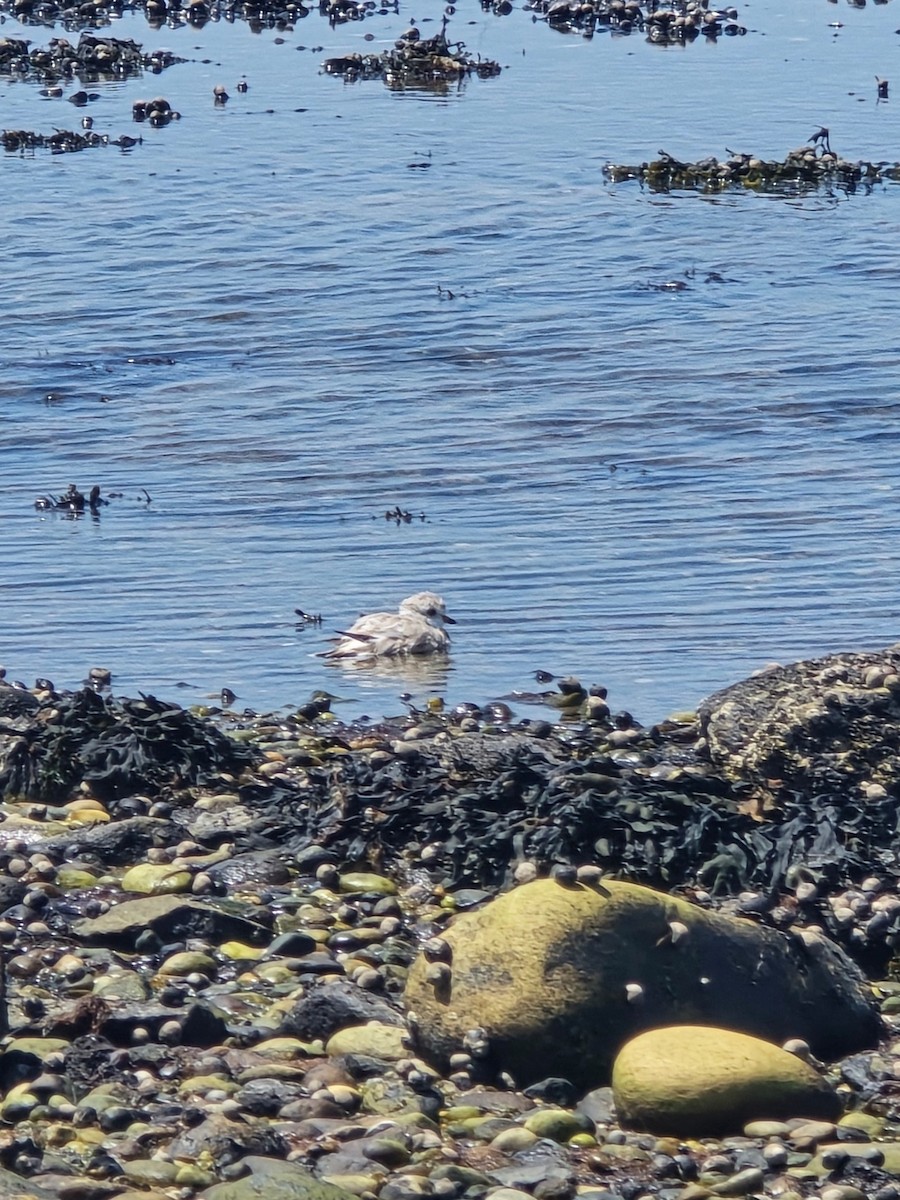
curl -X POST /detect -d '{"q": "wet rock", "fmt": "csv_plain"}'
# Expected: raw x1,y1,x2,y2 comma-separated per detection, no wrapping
611,1025,841,1136
207,850,293,889
0,875,27,912
522,1108,594,1141
46,997,227,1046
33,814,177,865
197,1156,361,1200
234,1077,308,1115
121,862,194,894
405,879,881,1089
278,978,405,1041
168,1116,289,1165
72,894,269,949
0,1167,65,1199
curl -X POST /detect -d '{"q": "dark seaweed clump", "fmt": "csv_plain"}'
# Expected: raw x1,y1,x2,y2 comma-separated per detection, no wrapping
322,24,501,88
0,0,394,32
0,127,136,151
604,145,900,195
0,33,183,82
0,686,256,804
523,0,746,44
261,723,900,900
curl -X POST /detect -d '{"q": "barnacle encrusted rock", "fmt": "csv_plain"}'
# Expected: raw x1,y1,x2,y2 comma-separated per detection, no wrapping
404,878,881,1090
699,644,900,798
611,1025,841,1136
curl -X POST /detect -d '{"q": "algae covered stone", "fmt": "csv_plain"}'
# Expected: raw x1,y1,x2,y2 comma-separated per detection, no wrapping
121,863,193,895
611,1025,841,1136
404,878,880,1090
198,1155,362,1200
325,1021,407,1061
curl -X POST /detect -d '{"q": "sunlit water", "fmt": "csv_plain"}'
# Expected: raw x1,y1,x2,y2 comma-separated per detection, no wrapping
3,0,900,724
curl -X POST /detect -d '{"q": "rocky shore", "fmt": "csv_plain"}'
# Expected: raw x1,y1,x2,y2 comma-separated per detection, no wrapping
3,647,900,1199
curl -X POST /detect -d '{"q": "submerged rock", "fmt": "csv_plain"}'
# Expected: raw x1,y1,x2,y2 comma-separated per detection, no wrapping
611,1025,841,1136
404,878,881,1090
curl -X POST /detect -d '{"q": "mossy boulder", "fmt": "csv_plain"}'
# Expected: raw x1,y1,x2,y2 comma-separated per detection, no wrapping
404,879,880,1091
611,1025,841,1136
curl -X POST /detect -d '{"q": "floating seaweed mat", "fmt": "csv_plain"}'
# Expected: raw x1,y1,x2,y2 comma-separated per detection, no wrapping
322,25,501,88
604,147,900,195
0,33,183,81
2,128,141,151
523,0,747,44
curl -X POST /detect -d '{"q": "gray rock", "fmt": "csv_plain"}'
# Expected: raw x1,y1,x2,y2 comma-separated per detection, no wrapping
263,930,318,959
207,850,293,889
97,1000,228,1048
72,894,269,950
234,1077,309,1116
0,1165,61,1199
30,815,176,865
0,875,27,915
577,1087,616,1127
279,979,404,1041
197,1156,361,1200
168,1115,288,1165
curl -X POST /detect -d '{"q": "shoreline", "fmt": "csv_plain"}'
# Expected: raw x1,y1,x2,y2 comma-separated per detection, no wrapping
1,646,900,1198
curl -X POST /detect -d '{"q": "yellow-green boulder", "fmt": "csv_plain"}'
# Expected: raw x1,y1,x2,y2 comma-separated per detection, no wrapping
404,879,880,1091
325,1022,407,1061
612,1025,840,1136
120,863,193,896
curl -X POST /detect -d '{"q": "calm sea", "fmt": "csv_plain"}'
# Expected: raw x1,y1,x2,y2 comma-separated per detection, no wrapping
3,0,900,724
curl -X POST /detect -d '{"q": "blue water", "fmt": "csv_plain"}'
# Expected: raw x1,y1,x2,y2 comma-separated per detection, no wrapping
3,0,900,723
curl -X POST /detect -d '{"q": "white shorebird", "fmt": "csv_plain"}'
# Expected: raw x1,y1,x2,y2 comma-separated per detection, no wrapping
320,592,456,661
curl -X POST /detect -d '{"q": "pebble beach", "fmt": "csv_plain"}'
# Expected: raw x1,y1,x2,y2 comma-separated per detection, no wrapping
2,647,900,1199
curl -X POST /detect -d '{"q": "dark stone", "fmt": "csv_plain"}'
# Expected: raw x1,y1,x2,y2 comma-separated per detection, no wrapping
207,850,293,889
263,930,318,959
234,1078,308,1116
31,816,177,866
524,1077,578,1106
278,979,404,1042
167,1118,288,1166
95,1000,227,1048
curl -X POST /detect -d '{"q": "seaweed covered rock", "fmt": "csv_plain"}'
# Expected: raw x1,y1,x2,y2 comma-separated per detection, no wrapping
699,645,900,801
0,686,257,804
404,879,881,1091
611,1025,841,1136
322,22,500,89
604,145,897,195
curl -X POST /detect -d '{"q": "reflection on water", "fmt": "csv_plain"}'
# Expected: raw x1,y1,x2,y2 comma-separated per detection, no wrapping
320,654,454,702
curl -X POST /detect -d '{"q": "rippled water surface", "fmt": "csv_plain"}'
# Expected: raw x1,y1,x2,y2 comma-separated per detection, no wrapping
3,0,900,722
